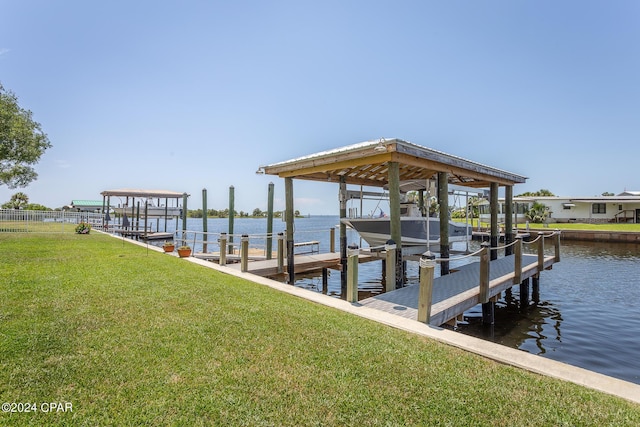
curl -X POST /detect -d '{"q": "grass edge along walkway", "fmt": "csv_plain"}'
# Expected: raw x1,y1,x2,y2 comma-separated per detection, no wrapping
118,231,640,406
1,231,639,426
172,236,640,406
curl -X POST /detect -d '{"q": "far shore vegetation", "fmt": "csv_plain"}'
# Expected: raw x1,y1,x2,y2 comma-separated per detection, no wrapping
1,231,639,425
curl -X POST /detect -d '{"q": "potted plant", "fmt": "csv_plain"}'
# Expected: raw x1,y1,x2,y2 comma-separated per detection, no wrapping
75,222,91,234
177,245,191,258
162,241,175,252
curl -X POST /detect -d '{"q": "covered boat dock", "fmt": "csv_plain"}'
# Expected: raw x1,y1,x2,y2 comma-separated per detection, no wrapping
100,188,189,240
259,138,539,324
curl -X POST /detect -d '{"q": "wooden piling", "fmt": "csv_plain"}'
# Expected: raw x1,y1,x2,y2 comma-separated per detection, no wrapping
537,232,545,271
181,194,187,245
482,302,495,325
479,244,490,303
388,162,404,288
417,253,435,323
520,278,530,308
228,186,235,254
490,182,499,261
514,236,522,285
532,274,540,303
505,185,514,256
346,249,359,303
285,177,295,284
385,241,396,293
554,231,561,263
330,227,335,253
219,233,227,266
339,177,348,295
438,171,450,274
322,268,328,294
202,188,208,253
266,182,274,259
277,232,284,273
240,234,249,272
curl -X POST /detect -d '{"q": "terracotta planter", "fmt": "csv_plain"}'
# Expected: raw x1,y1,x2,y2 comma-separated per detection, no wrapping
162,245,175,253
177,248,191,258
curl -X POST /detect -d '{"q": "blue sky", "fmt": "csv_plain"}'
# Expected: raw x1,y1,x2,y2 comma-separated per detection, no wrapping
1,1,639,215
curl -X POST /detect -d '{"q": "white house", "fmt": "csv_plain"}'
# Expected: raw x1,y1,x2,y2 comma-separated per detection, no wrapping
478,191,640,224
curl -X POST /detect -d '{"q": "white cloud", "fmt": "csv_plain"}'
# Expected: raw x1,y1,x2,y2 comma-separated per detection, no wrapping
0,48,10,56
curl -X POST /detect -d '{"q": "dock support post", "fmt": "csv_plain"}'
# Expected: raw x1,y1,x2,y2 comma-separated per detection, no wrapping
554,231,561,263
202,188,208,253
181,194,188,246
266,182,274,259
438,172,450,275
479,243,490,303
330,227,335,253
418,252,436,324
389,162,404,288
218,233,227,265
537,232,545,271
514,236,522,285
520,278,529,308
346,248,359,303
384,240,396,293
505,185,514,256
339,177,348,295
285,178,295,284
240,234,249,272
219,233,227,266
228,186,235,254
482,302,495,325
322,268,328,294
277,232,284,273
480,243,494,323
532,274,540,303
490,182,499,261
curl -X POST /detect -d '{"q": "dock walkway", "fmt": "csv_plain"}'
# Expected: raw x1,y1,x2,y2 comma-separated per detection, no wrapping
359,253,554,326
222,252,378,276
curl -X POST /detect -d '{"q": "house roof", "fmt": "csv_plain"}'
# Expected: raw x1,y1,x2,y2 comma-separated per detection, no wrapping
260,138,527,188
71,200,103,207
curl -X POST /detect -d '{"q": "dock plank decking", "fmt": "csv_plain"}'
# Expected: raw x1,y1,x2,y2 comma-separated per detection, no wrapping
359,254,555,326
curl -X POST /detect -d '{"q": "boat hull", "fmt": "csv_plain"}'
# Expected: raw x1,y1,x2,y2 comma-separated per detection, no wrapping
341,217,470,248
113,207,182,218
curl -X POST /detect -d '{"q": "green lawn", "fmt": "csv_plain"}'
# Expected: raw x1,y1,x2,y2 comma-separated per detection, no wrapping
1,232,639,426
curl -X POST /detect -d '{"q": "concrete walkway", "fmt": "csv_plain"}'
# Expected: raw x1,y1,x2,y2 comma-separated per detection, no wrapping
121,235,640,405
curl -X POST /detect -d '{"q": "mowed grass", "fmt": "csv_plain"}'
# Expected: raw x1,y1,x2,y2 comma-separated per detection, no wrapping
1,233,639,426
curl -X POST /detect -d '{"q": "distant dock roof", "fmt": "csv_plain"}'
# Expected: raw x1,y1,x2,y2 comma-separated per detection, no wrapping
260,138,527,188
100,189,189,198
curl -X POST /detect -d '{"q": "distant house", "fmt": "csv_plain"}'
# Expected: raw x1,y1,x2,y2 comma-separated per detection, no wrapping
479,192,640,224
64,200,104,212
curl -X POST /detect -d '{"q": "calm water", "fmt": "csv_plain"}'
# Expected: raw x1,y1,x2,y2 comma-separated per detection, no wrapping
134,215,640,385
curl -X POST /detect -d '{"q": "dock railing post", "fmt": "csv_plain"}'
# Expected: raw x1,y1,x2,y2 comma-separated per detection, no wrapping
554,230,561,263
384,240,396,293
277,232,284,274
537,232,545,272
219,233,227,266
346,245,359,303
479,243,490,303
240,234,249,273
417,252,436,324
514,236,522,285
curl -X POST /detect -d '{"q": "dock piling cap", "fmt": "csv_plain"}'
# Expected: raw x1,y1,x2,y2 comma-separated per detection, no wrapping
420,251,436,268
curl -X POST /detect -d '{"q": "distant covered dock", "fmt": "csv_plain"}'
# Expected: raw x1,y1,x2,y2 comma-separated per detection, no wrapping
100,188,189,238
